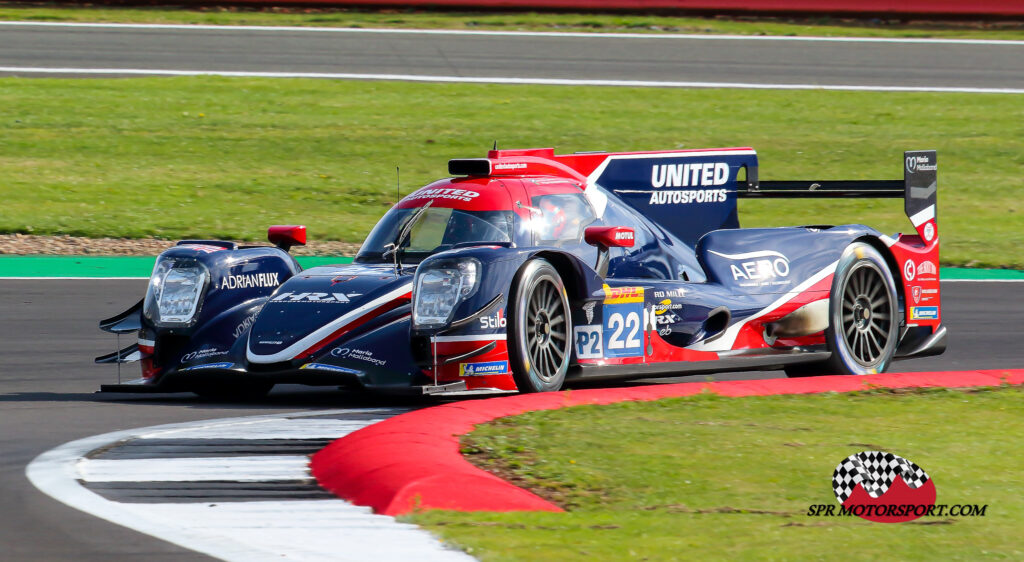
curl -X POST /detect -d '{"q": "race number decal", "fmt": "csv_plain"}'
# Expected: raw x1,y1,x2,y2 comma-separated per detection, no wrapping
602,285,645,358
574,325,603,359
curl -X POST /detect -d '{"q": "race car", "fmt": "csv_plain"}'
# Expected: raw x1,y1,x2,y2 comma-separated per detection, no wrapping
97,147,945,397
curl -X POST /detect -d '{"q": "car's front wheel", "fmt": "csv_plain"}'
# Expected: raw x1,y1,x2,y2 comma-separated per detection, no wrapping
785,242,899,377
508,259,572,393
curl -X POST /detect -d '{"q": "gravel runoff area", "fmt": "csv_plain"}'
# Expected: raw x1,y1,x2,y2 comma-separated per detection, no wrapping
0,234,361,256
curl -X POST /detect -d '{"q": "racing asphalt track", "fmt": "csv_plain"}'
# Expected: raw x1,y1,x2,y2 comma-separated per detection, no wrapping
1,22,1023,92
0,278,1021,560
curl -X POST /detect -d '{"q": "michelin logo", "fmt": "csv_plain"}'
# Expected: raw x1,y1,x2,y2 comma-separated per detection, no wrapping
910,306,939,320
459,361,509,376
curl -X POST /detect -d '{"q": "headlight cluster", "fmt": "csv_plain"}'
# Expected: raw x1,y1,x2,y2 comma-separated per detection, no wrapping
413,259,480,329
143,257,209,327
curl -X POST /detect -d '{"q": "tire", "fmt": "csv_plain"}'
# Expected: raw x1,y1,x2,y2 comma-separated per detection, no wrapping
193,381,274,400
785,242,899,377
508,259,572,393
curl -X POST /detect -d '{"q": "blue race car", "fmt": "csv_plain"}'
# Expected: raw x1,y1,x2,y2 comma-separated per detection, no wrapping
97,147,945,397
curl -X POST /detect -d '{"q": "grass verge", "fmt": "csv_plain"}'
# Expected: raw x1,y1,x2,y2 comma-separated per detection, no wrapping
1,77,1022,267
410,385,1023,560
2,4,1024,40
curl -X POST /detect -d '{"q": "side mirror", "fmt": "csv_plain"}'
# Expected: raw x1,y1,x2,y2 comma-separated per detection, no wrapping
268,225,307,252
584,226,635,249
583,226,634,278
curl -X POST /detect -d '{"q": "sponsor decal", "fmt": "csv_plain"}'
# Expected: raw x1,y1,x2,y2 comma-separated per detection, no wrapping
654,311,680,326
219,272,279,290
330,275,358,285
181,348,227,362
180,361,234,371
406,187,480,203
905,155,937,174
573,325,604,360
494,162,527,170
652,288,686,299
648,189,728,205
601,287,645,358
300,363,362,375
922,288,939,295
602,285,644,304
258,340,283,345
651,162,729,188
903,260,916,281
271,292,360,303
910,306,939,320
658,327,672,336
809,451,986,523
233,312,258,339
581,301,596,324
918,260,938,277
710,250,791,286
459,361,510,376
178,244,226,254
923,222,935,242
330,347,386,366
479,309,507,330
613,229,635,242
911,286,922,304
654,298,682,315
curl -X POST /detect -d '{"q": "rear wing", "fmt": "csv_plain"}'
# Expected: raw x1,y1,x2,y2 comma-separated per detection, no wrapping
741,150,938,241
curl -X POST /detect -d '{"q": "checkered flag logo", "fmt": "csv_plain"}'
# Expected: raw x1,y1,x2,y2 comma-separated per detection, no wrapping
832,451,930,504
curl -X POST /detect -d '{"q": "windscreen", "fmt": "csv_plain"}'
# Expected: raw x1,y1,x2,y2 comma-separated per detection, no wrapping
356,206,514,262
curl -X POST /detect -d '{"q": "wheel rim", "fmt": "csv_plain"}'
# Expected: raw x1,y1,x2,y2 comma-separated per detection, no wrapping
840,264,892,366
525,277,568,383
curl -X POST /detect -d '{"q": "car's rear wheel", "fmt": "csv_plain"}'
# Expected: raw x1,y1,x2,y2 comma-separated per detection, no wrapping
508,259,572,393
785,242,899,377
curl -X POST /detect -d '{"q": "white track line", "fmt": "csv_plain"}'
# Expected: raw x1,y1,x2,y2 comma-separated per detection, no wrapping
27,409,471,561
137,416,393,439
1,66,1021,94
78,456,313,482
2,21,1023,45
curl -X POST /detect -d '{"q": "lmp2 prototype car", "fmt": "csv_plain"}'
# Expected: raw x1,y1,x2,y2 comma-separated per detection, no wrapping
97,147,945,397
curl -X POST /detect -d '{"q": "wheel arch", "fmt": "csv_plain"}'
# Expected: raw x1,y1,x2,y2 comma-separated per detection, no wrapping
853,235,906,321
529,249,597,305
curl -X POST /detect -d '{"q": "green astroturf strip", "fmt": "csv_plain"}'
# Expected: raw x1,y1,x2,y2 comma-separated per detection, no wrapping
0,255,353,277
942,267,1024,280
0,256,1016,279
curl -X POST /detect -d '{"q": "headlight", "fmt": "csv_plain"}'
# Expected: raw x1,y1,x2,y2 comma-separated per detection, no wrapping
143,257,209,327
413,259,480,329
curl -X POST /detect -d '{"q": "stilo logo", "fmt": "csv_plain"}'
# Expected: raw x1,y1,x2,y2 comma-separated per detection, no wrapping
832,451,936,523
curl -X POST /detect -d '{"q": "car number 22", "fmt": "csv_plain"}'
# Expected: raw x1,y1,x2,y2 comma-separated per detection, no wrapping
603,303,644,358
